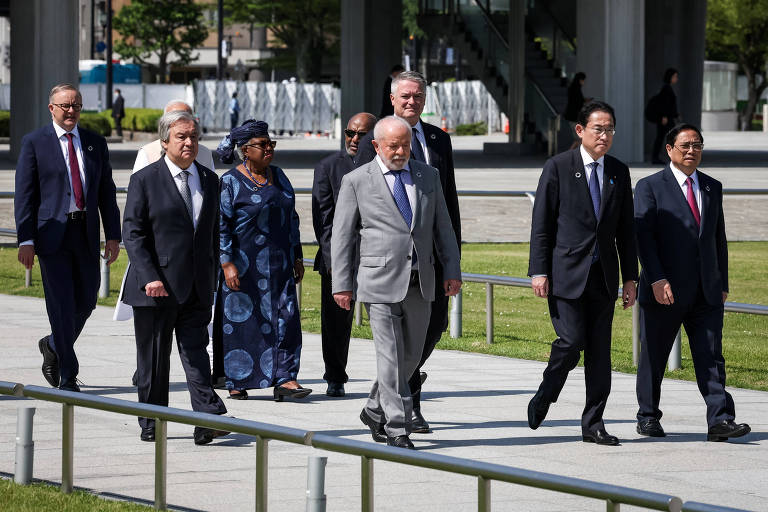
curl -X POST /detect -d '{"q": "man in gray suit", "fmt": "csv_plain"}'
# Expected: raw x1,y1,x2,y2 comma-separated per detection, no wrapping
331,116,462,449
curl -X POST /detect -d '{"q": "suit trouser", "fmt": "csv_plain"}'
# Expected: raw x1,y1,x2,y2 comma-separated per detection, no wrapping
538,262,615,434
320,271,355,383
37,218,99,383
408,263,449,410
636,285,734,428
133,289,227,429
365,281,431,437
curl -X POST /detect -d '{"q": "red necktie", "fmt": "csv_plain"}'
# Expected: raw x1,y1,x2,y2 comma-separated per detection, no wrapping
686,176,700,227
66,133,85,210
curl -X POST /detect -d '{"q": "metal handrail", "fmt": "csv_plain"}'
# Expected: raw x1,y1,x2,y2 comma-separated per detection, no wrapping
1,380,715,512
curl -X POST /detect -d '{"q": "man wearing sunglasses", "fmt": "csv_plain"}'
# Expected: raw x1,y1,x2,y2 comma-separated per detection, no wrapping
15,83,121,392
634,123,750,442
312,112,377,397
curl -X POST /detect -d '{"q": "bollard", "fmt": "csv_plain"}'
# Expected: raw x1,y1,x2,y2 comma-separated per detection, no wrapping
354,301,362,327
450,289,462,338
25,268,31,288
763,103,768,132
668,329,682,371
485,283,493,344
632,303,639,366
306,455,327,512
14,406,35,484
99,256,110,298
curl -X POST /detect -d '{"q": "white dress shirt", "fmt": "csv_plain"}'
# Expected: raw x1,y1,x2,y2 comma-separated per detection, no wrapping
411,120,430,166
669,163,703,225
375,155,417,228
164,156,203,229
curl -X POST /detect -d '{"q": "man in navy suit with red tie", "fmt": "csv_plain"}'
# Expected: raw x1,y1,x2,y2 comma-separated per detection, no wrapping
634,123,750,441
15,83,121,392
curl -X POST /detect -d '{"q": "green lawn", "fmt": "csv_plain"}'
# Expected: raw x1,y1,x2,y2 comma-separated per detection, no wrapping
0,478,150,511
1,242,766,391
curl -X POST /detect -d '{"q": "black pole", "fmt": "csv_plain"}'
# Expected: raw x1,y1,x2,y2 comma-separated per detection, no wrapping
90,0,95,59
106,0,113,108
217,0,224,80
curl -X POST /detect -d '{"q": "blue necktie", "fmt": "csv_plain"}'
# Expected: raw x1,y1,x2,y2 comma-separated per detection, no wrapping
411,128,426,163
391,170,412,227
588,161,601,262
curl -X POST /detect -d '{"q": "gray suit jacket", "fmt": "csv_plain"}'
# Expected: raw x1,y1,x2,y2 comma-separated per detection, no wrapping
331,159,461,304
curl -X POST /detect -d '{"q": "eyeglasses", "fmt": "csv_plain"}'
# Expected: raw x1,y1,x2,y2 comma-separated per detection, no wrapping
589,126,615,136
344,129,368,139
53,103,83,112
674,143,704,152
243,141,277,151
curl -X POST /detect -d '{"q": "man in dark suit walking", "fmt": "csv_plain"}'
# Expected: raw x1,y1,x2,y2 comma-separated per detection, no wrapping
112,88,125,138
355,70,461,434
634,123,750,442
15,83,121,392
312,111,376,397
527,101,637,445
122,110,228,445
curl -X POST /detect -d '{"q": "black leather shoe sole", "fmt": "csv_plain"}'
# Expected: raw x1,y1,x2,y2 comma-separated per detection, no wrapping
359,410,387,443
39,337,60,388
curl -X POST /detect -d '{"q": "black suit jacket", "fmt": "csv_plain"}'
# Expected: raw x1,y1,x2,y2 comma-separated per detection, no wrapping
354,122,461,249
634,166,727,306
14,123,121,256
528,148,637,299
122,158,220,308
312,149,355,274
112,95,125,119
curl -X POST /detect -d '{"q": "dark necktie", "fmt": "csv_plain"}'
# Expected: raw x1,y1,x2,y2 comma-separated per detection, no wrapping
66,133,85,210
411,128,426,163
179,170,194,222
391,170,412,227
686,177,701,227
588,161,601,263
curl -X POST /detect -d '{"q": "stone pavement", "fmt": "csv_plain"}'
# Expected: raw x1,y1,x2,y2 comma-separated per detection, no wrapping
1,294,766,511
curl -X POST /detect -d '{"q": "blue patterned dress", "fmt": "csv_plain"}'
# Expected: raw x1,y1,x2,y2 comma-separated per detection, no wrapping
217,165,303,390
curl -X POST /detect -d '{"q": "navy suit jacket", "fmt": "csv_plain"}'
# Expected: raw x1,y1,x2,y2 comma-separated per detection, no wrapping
528,148,637,299
14,123,121,256
122,158,220,308
312,149,355,274
634,166,728,306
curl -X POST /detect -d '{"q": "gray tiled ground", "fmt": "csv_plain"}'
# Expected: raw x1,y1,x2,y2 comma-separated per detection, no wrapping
1,294,766,511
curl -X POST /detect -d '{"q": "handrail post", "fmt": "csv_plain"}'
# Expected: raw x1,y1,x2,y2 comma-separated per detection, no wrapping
354,301,362,327
478,476,491,512
450,289,463,338
61,403,74,493
486,283,493,344
668,329,682,371
14,406,35,484
25,268,31,288
632,303,639,366
361,455,374,512
154,419,167,510
255,436,269,512
606,499,620,511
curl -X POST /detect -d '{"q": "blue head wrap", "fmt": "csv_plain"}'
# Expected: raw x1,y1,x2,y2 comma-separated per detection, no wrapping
216,119,270,164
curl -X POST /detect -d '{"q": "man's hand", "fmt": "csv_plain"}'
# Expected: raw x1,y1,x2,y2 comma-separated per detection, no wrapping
621,280,637,310
18,245,35,270
334,291,353,310
104,240,120,265
443,279,462,296
722,291,728,304
294,259,305,283
532,276,549,298
221,262,240,291
652,279,674,305
144,280,169,298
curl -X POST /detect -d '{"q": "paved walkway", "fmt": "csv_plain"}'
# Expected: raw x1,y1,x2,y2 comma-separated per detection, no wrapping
1,294,766,511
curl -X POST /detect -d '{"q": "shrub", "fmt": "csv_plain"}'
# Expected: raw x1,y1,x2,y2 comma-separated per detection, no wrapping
103,107,163,132
455,121,487,136
79,113,112,136
0,110,9,137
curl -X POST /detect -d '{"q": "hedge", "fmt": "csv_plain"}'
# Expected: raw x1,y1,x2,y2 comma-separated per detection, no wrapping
0,111,8,137
0,110,111,137
103,107,163,132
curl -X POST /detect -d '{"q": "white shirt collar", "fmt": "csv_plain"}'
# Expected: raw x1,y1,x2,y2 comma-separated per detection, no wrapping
375,155,411,175
164,155,198,178
669,162,698,186
53,121,79,139
579,145,604,168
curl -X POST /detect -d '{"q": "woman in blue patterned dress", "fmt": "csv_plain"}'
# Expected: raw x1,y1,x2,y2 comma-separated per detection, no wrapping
214,120,311,401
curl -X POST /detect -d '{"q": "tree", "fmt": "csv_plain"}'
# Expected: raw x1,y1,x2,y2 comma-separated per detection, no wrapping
113,0,209,84
707,0,768,130
223,0,340,82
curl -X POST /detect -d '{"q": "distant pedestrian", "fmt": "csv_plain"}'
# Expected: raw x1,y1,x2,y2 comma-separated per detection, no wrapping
229,92,240,129
112,88,125,138
380,64,404,118
648,68,679,164
564,72,589,150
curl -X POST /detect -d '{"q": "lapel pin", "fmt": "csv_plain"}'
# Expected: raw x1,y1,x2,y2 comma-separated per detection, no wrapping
609,178,614,185
575,172,582,178
87,146,93,151
416,172,422,178
430,133,436,140
705,185,710,191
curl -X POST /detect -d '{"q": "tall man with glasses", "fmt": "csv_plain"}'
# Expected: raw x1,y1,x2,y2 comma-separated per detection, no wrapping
634,123,750,442
15,83,121,392
527,101,637,445
312,112,377,397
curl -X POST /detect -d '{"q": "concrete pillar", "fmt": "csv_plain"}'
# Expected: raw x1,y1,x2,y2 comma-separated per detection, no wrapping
10,0,79,158
645,0,706,147
340,0,401,127
507,0,525,144
577,0,645,163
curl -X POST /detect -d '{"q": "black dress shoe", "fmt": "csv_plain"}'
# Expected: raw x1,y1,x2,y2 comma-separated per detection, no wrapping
38,336,60,388
527,391,550,430
707,420,751,442
194,426,231,445
326,381,345,397
411,408,431,433
419,372,428,385
59,380,80,393
582,428,620,446
359,409,386,443
386,435,415,449
637,418,666,437
140,427,155,442
273,385,312,402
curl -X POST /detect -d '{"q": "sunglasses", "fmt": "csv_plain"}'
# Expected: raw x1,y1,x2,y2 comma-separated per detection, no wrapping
344,129,368,139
